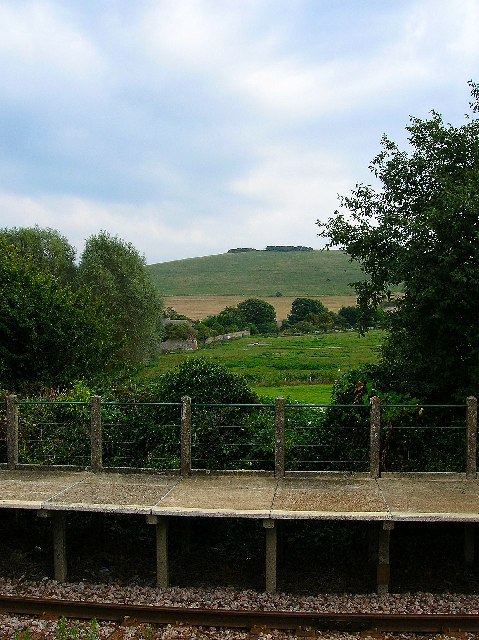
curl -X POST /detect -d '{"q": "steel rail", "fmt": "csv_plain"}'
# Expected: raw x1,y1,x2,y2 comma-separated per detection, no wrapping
1,595,479,633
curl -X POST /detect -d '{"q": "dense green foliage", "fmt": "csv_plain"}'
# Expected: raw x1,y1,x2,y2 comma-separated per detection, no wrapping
0,243,118,387
319,83,479,402
147,250,378,296
337,306,359,328
0,226,165,389
165,322,196,340
286,297,334,331
0,225,77,285
237,298,276,333
153,357,258,404
325,366,466,473
79,231,163,363
199,298,277,336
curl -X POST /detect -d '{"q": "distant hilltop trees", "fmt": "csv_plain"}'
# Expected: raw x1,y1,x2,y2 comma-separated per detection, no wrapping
228,245,313,253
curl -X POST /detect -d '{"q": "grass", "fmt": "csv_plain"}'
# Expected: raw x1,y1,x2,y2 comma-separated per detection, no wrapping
253,383,333,404
142,330,384,402
148,250,373,296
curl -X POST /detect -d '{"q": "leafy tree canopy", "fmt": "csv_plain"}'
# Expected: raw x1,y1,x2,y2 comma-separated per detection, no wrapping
319,81,479,401
0,242,118,389
237,298,276,333
0,225,77,285
287,298,329,325
78,231,163,364
154,357,258,404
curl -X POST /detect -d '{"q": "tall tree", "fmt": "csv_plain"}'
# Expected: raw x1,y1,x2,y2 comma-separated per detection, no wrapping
78,231,163,363
319,82,479,401
0,242,118,388
0,226,77,285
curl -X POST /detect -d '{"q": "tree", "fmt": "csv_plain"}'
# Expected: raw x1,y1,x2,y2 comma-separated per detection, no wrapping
0,226,77,285
78,232,163,363
287,298,329,325
0,242,118,388
337,306,359,328
237,298,277,333
203,306,245,333
154,357,258,404
319,82,479,401
165,322,197,340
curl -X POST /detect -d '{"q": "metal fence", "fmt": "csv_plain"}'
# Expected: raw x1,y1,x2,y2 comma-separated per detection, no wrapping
0,395,477,475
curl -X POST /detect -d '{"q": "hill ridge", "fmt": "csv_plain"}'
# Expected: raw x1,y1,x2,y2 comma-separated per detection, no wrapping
147,249,371,297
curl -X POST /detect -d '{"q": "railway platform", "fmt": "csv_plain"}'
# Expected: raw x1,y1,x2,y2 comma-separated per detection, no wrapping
2,393,478,593
1,468,479,594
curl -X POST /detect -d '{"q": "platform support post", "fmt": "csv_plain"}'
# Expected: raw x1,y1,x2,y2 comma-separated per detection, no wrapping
181,396,192,476
466,396,477,480
90,395,102,472
38,511,67,581
6,394,18,470
370,396,381,479
464,523,475,566
377,521,393,596
263,519,277,592
275,397,285,478
147,515,169,587
53,512,67,582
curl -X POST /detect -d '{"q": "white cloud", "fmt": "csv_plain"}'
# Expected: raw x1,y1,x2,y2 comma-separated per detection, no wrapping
0,0,477,264
0,2,103,81
0,191,231,262
138,0,477,123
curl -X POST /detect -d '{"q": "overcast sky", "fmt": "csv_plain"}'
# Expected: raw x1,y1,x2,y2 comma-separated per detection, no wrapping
0,0,478,264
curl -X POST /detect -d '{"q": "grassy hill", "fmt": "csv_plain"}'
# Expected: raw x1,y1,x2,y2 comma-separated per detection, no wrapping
148,250,370,296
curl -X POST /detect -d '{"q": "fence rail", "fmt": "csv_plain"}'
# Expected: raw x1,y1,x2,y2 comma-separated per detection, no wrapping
1,395,477,476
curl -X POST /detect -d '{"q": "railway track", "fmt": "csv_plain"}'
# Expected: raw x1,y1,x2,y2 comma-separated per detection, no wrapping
1,594,479,635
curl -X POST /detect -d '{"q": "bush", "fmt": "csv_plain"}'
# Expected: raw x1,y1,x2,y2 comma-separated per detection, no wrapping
165,323,196,340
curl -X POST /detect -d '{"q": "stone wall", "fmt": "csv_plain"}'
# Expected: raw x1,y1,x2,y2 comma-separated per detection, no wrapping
205,330,250,344
159,338,198,352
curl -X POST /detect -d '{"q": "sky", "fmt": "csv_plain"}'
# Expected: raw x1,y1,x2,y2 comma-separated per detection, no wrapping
0,0,478,265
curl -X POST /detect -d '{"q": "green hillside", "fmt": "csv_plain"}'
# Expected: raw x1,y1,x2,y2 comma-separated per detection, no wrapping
148,250,371,296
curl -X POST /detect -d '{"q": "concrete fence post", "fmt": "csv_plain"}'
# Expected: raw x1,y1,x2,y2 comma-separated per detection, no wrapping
90,395,102,472
274,396,285,477
370,396,381,479
181,396,192,476
466,396,477,480
6,394,18,470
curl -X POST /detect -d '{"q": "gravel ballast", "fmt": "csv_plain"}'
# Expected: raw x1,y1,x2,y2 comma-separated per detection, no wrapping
2,579,479,638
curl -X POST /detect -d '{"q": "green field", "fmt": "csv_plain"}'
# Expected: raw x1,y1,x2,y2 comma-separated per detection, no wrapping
143,330,384,402
252,383,334,404
148,250,372,296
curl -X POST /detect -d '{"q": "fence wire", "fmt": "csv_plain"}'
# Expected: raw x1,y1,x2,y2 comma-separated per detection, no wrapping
2,399,473,473
191,405,275,471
